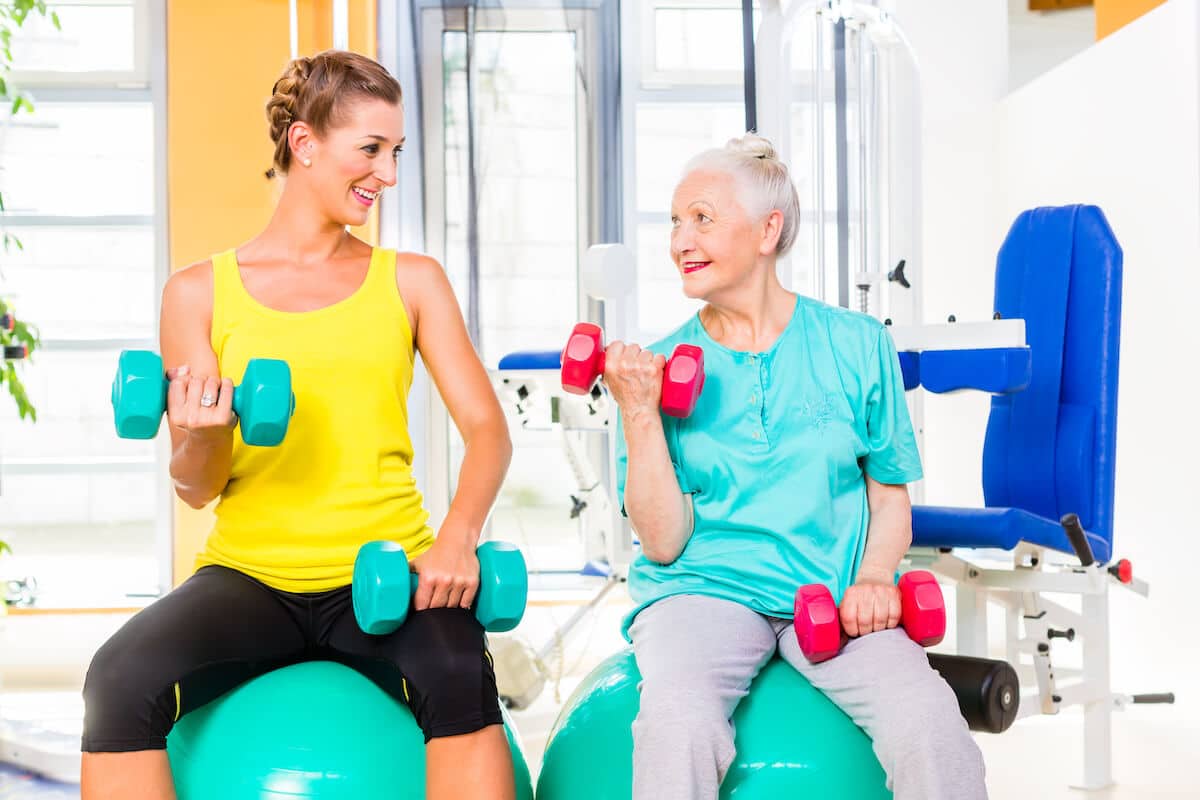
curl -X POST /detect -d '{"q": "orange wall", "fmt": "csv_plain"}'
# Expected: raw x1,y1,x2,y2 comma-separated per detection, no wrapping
167,0,379,583
1096,0,1168,39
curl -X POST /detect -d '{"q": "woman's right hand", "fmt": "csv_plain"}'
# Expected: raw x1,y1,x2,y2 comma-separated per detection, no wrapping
166,364,237,441
603,341,666,419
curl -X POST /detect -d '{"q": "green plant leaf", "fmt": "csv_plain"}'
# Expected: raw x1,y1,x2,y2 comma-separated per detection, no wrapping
2,361,35,421
0,0,59,424
0,540,11,557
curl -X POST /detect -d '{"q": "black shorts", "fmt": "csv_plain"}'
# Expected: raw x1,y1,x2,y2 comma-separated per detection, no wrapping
81,565,502,752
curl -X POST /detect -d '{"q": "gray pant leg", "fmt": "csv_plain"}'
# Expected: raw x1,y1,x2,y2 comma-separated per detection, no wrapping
775,622,988,800
629,595,776,800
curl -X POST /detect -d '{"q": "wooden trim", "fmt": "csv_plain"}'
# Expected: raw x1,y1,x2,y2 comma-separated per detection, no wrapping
1029,0,1093,10
5,606,142,617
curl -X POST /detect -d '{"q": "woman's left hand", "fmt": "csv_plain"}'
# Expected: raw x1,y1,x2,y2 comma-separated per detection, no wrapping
840,574,902,638
410,532,480,612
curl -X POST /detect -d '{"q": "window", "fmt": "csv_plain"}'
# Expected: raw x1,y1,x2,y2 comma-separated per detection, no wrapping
627,2,755,340
440,27,582,367
9,0,149,86
640,1,759,86
420,5,607,568
0,1,164,605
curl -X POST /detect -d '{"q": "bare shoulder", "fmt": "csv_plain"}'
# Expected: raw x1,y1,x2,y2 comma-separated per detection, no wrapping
393,251,453,303
393,251,446,283
162,259,214,306
391,253,459,342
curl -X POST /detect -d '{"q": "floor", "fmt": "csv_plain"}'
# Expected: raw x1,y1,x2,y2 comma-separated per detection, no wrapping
3,587,1195,799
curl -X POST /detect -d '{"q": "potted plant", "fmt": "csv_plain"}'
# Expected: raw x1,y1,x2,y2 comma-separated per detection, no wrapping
0,0,60,584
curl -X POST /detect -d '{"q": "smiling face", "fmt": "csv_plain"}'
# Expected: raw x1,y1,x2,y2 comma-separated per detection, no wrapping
670,169,773,301
292,97,405,227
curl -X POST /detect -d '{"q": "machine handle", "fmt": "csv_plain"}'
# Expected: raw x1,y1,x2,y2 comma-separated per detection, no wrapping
1132,693,1175,704
1060,513,1095,567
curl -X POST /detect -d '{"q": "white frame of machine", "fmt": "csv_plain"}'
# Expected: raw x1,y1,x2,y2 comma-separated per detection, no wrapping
906,545,1154,791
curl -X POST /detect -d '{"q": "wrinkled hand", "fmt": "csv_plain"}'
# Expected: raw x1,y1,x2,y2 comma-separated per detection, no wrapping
410,534,480,612
603,341,666,419
166,364,236,441
840,575,901,638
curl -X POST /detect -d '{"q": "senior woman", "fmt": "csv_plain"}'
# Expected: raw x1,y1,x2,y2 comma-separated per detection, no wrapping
605,134,987,800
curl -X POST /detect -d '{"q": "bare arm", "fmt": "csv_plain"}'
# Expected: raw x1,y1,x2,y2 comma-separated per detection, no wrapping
606,342,693,564
840,476,913,637
858,476,913,582
621,408,693,564
160,262,236,509
403,255,512,610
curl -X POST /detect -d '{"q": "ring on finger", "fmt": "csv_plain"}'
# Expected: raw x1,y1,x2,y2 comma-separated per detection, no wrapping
200,392,217,408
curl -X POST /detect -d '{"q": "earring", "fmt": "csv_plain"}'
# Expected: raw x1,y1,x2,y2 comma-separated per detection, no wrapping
302,158,312,167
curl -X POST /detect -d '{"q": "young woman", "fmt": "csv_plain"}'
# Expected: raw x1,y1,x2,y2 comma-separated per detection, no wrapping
81,51,516,800
608,133,988,799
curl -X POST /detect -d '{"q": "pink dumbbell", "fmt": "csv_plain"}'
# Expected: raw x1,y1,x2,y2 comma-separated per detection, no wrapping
793,571,946,663
560,322,705,418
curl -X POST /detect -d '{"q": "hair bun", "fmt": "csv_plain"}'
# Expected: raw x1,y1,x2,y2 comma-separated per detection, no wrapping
725,132,778,161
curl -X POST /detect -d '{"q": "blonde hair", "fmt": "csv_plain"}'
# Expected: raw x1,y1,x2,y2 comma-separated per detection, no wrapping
265,50,403,178
682,132,801,256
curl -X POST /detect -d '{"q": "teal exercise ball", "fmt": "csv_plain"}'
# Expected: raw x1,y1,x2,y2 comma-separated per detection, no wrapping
166,661,533,799
537,650,891,799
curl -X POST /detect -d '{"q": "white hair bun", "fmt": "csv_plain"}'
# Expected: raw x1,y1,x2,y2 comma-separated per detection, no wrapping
725,132,778,161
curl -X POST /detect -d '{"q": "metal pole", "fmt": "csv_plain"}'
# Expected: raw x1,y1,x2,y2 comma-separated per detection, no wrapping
857,23,870,315
465,5,481,346
814,9,826,302
742,0,756,132
833,17,850,309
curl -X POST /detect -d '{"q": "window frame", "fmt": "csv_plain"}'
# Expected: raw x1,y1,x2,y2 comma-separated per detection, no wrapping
639,0,758,88
0,0,171,601
7,0,152,88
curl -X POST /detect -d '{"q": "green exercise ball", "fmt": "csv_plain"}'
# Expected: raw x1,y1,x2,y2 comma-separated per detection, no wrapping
537,650,891,799
167,661,533,799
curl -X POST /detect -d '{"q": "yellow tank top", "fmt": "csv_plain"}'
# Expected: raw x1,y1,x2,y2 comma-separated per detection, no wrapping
198,246,435,592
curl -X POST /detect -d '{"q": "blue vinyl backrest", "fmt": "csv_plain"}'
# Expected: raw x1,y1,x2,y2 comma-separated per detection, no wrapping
982,205,1123,553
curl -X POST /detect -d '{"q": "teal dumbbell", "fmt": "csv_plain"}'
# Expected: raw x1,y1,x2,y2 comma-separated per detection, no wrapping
353,540,528,635
111,350,296,447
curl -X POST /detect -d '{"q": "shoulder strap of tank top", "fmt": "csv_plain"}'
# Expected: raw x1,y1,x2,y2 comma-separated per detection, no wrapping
367,247,406,308
208,249,243,350
366,246,396,287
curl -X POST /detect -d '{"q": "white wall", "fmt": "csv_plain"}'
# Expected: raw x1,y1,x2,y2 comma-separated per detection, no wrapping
890,0,1011,507
1000,0,1200,714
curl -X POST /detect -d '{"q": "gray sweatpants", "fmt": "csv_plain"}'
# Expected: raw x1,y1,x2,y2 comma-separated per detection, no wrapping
629,594,987,800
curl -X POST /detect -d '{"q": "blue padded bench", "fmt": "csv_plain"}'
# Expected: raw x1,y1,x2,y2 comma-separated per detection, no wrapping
912,205,1122,563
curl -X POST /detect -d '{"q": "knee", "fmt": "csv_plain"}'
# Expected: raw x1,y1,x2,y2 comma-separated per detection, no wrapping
874,678,978,765
82,635,174,750
401,609,499,739
634,678,730,744
84,635,146,710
